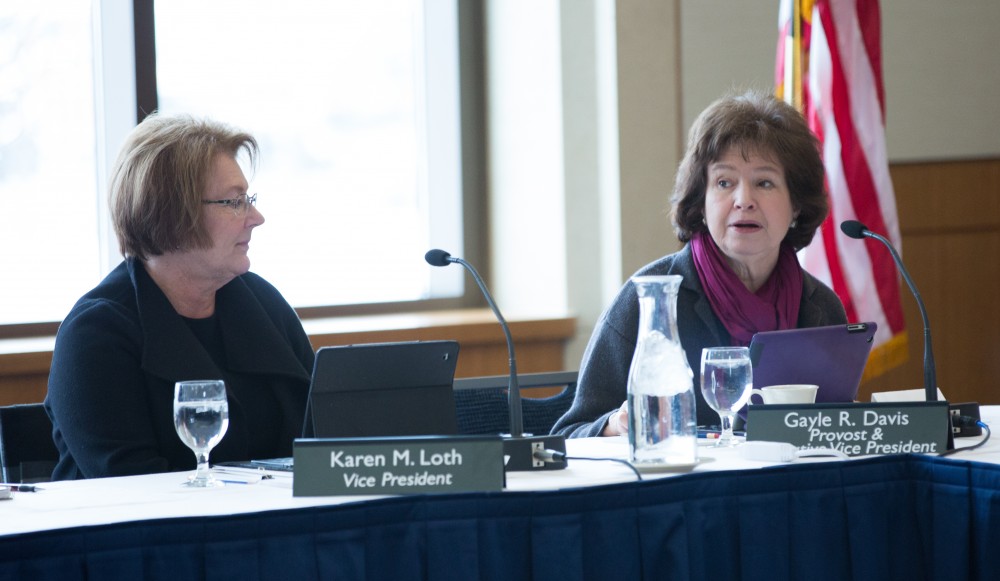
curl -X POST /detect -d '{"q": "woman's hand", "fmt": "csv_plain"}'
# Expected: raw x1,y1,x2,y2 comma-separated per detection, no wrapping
602,400,629,436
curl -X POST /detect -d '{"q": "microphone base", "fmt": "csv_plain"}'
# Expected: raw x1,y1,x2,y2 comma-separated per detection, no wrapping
503,434,567,471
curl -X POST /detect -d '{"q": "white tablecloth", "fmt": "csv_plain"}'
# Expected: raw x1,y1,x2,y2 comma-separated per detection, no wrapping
2,406,997,538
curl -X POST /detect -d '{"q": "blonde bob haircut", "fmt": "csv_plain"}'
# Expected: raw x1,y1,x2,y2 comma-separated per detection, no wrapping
110,113,258,260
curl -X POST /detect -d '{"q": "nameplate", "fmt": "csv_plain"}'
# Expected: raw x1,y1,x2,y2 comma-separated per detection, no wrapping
746,401,949,456
292,436,505,497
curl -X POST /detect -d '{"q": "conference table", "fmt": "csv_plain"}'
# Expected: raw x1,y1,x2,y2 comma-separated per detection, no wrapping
2,408,999,581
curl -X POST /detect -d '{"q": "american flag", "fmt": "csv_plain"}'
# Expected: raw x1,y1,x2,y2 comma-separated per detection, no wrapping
776,0,907,379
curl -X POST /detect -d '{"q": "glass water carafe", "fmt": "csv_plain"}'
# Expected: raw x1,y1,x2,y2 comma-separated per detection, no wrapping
626,275,698,465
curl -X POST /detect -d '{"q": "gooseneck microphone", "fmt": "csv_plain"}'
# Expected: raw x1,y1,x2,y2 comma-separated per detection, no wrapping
840,220,938,402
425,249,566,471
425,248,523,437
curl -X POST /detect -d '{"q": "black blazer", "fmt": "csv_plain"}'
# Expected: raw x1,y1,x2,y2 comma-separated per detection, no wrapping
45,259,314,480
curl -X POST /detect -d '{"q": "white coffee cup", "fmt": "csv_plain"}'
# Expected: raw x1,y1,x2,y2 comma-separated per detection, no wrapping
749,384,819,405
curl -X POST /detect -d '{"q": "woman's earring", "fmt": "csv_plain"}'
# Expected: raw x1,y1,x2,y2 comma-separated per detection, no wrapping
790,219,798,228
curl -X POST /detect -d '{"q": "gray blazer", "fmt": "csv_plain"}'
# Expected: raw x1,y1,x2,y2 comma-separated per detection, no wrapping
551,244,847,438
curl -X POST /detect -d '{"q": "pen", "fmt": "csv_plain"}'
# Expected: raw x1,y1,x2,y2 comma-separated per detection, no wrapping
0,484,41,492
213,468,273,482
697,430,746,439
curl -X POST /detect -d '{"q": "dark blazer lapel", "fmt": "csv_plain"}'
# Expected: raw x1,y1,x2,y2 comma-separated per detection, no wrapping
130,260,221,382
129,260,309,384
215,277,311,383
797,274,825,327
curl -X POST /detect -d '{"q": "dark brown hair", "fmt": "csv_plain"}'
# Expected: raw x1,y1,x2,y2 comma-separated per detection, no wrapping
670,89,827,250
110,114,258,260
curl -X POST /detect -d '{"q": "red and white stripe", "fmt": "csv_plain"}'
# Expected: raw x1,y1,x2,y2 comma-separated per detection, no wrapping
779,0,906,367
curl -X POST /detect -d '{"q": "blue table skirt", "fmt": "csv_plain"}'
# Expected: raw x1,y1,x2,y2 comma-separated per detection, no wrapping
2,454,999,581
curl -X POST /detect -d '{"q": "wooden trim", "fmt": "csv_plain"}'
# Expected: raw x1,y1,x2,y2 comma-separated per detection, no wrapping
0,338,55,374
0,310,576,406
304,310,575,346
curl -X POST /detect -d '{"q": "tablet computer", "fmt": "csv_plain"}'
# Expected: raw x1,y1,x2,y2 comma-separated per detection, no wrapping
308,340,461,438
749,322,877,403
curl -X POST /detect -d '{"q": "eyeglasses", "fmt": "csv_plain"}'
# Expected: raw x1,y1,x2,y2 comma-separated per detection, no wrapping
201,193,257,216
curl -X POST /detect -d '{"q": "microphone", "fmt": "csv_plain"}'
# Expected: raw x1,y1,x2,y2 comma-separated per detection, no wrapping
425,248,524,436
425,249,567,471
839,220,938,402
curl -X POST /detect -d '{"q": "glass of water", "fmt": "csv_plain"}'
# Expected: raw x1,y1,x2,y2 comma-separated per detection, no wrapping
173,380,230,487
700,347,753,447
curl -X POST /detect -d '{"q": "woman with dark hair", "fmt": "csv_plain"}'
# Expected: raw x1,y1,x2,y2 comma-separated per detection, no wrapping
46,114,314,479
552,89,847,438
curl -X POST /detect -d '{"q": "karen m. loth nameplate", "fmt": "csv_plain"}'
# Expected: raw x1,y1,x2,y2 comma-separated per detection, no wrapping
292,435,504,496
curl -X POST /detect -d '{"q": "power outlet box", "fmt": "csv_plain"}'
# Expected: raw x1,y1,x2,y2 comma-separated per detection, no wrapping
503,435,567,471
949,402,982,438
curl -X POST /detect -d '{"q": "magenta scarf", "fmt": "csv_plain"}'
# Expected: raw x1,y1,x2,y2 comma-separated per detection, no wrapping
690,231,802,346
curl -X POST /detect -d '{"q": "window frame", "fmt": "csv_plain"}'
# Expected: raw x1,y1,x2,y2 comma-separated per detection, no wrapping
0,0,487,339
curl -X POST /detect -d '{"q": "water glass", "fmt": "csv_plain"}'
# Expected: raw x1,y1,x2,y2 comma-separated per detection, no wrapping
173,380,230,487
700,347,753,446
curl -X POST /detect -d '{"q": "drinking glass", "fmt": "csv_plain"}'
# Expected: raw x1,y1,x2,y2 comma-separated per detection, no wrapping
173,380,230,487
700,347,753,447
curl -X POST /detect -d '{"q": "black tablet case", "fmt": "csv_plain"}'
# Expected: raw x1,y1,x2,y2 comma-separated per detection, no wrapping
308,340,461,438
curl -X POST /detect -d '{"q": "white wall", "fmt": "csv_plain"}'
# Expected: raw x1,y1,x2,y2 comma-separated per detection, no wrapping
559,1,625,362
485,0,568,317
486,0,1000,369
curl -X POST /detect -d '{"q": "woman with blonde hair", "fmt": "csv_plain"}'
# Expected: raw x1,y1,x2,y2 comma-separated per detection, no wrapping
46,114,313,479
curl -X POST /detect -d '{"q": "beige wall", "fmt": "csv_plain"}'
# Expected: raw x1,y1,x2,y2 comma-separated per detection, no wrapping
680,0,1000,162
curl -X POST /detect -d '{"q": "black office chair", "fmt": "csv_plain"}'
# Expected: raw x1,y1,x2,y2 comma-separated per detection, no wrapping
0,403,59,483
453,371,578,436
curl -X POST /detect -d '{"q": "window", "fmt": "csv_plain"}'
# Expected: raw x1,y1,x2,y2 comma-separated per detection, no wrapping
0,0,479,331
0,3,101,326
153,0,467,309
